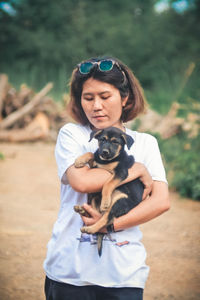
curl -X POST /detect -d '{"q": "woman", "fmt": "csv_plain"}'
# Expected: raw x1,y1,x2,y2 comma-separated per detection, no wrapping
43,57,170,300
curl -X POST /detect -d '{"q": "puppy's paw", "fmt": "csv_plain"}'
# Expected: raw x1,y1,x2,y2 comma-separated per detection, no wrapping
74,159,86,168
81,226,96,234
100,202,110,213
74,205,85,214
74,205,90,217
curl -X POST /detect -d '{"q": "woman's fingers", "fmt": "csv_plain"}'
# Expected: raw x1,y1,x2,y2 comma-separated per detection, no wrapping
81,204,101,226
82,203,100,217
81,215,94,226
142,178,153,200
139,166,153,200
142,186,152,200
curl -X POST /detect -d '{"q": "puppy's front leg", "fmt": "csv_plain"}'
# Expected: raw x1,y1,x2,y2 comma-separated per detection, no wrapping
74,152,94,168
81,211,110,234
100,176,121,212
74,205,90,217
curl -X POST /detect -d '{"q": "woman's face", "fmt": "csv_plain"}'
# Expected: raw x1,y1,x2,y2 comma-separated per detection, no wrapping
81,78,128,130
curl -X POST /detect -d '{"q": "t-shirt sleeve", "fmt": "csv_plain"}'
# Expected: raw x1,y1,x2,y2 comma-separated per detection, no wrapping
143,134,168,184
55,124,85,184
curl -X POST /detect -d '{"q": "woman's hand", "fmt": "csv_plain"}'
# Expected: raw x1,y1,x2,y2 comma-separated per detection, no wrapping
126,162,153,200
139,164,153,200
81,204,107,233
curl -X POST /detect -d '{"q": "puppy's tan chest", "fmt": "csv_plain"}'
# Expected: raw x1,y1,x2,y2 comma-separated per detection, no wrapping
96,161,118,174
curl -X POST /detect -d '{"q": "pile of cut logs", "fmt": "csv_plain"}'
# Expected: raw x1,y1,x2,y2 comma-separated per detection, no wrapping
0,74,199,143
128,101,200,140
0,74,70,142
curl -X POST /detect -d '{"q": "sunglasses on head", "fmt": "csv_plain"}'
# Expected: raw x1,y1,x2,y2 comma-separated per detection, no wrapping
77,59,121,74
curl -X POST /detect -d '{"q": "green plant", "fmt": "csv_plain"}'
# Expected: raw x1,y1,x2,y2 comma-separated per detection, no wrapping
0,152,5,160
157,132,200,201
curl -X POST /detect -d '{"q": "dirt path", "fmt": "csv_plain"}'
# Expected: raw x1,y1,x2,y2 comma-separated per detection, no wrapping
0,142,199,300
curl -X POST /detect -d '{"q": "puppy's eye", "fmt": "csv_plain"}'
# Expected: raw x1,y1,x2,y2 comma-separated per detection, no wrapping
99,137,107,143
111,139,119,144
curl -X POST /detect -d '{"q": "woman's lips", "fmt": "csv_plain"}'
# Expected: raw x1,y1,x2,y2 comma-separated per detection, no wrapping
92,115,106,120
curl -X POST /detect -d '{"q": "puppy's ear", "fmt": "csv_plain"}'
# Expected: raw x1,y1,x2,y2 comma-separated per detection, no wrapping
89,129,103,142
121,133,134,149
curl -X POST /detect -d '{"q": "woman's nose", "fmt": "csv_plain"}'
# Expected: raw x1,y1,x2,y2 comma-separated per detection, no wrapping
93,98,103,110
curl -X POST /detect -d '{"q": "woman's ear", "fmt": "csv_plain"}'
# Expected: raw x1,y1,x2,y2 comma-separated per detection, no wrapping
122,95,128,107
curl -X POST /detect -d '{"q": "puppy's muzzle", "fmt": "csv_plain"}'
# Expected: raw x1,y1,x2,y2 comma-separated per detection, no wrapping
101,149,110,159
99,146,115,160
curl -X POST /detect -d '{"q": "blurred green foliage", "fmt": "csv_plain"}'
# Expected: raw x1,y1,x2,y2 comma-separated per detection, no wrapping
160,99,200,201
0,152,5,160
133,96,200,200
0,0,199,108
158,131,200,201
0,0,200,200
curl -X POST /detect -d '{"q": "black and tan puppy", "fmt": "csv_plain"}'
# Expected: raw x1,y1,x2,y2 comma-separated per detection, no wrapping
74,127,144,255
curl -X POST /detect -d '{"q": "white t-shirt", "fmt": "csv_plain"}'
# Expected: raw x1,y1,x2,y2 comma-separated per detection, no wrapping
43,123,167,289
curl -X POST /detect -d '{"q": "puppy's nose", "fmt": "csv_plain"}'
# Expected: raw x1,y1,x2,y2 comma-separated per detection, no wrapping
102,149,109,156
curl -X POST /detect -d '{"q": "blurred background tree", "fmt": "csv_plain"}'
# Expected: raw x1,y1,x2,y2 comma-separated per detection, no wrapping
0,0,199,199
0,0,199,108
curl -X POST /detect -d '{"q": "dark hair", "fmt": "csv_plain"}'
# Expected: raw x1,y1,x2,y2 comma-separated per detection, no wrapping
68,56,147,125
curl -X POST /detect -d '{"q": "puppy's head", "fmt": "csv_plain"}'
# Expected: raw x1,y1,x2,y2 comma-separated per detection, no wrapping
89,127,134,161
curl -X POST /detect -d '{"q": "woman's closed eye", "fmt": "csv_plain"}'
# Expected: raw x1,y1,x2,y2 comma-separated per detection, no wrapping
84,96,94,101
101,95,110,100
100,92,112,100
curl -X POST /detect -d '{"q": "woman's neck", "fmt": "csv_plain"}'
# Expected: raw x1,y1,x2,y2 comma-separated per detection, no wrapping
89,123,125,132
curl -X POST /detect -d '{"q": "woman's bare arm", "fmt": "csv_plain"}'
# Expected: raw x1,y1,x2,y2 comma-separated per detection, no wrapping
81,181,170,232
113,181,170,231
66,164,111,193
66,162,153,195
